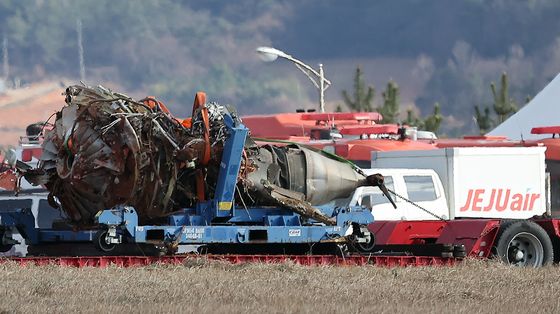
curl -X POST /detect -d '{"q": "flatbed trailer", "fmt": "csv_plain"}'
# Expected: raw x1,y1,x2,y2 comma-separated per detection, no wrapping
1,95,379,258
3,216,560,267
3,90,560,267
4,191,559,266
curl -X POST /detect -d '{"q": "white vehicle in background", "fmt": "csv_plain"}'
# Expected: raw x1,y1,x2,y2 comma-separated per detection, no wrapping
349,168,449,221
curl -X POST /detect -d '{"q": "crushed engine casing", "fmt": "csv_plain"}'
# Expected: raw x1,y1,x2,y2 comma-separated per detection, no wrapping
28,85,191,225
24,85,380,226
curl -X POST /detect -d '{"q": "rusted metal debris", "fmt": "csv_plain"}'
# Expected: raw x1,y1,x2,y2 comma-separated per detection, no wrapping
0,150,17,191
20,85,381,227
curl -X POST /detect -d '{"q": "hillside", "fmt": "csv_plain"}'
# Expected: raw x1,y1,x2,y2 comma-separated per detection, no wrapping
0,81,65,147
1,1,559,134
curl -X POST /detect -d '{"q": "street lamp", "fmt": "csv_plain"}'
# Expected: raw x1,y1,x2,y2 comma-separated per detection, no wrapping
256,46,331,113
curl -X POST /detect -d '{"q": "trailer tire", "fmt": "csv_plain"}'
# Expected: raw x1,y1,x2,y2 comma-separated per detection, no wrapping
348,224,376,253
349,234,376,253
94,229,117,253
453,245,467,259
0,232,12,253
495,220,553,267
0,244,12,253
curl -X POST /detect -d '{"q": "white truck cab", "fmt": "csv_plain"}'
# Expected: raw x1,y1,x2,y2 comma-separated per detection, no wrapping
350,168,449,221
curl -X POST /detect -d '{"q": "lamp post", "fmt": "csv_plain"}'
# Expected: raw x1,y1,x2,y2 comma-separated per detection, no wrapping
256,46,331,113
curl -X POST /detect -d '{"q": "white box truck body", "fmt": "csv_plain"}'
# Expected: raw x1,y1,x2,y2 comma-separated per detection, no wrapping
371,147,548,220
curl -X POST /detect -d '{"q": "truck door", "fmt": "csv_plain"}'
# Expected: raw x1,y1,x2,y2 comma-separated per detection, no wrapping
402,174,448,220
365,176,404,220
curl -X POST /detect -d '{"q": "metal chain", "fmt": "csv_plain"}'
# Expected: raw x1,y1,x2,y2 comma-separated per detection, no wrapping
387,188,447,221
354,167,366,177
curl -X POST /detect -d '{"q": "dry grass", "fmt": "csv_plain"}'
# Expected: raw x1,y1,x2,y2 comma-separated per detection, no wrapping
0,258,559,313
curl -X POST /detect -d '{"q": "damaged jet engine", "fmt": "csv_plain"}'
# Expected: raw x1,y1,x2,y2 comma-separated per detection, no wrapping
22,85,393,227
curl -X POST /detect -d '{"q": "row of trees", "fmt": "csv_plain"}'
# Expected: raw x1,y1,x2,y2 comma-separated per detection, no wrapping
340,67,526,136
340,66,443,134
0,1,299,115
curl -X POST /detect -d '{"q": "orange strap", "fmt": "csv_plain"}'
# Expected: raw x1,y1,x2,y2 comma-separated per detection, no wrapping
195,169,206,201
143,96,171,114
181,118,192,128
191,92,210,201
192,92,211,166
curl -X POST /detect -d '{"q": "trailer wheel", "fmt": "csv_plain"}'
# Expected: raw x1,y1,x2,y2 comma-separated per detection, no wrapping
495,221,553,267
0,243,12,253
348,235,376,253
355,234,376,253
94,230,117,253
348,224,376,253
453,245,467,259
0,232,12,253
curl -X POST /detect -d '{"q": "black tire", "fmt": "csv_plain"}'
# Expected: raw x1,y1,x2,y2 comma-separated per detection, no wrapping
494,220,553,267
453,245,467,259
355,234,376,253
94,229,117,253
441,252,454,258
348,224,376,253
0,232,13,253
0,244,13,253
441,244,454,252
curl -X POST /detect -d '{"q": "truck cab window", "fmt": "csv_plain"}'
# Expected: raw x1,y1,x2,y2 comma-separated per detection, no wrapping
404,175,437,202
371,176,394,205
361,195,372,208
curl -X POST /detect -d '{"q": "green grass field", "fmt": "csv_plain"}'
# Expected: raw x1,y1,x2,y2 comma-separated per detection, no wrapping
1,259,559,313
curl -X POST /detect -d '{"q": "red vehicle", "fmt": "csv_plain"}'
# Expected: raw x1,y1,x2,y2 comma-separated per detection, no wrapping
242,112,560,173
242,111,436,167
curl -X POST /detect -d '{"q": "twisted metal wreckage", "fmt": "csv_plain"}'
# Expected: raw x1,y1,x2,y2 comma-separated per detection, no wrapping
20,85,392,227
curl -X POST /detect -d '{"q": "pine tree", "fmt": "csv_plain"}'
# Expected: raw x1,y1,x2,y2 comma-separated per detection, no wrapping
423,102,443,133
341,66,375,112
378,80,399,123
491,72,517,124
405,103,443,134
474,105,493,135
473,72,524,134
405,109,423,128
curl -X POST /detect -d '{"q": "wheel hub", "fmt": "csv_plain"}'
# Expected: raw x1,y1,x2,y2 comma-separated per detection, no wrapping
507,232,543,267
514,249,524,261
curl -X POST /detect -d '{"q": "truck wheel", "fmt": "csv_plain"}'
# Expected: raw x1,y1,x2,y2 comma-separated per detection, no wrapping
495,220,553,267
94,230,117,253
